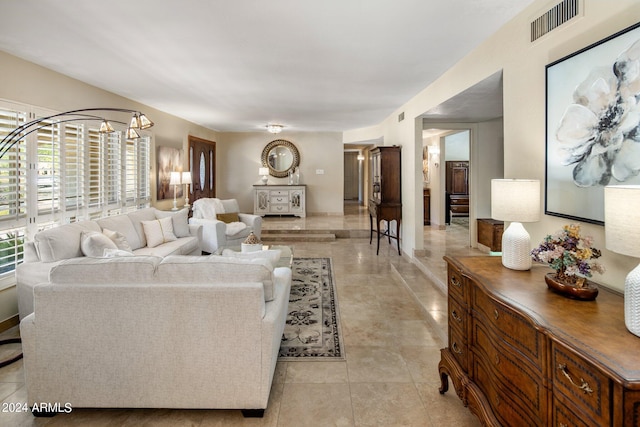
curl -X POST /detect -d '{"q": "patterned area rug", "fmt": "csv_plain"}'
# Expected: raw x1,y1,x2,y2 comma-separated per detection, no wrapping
279,257,345,360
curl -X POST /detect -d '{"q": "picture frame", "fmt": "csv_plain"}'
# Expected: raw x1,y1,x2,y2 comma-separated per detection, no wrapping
156,146,183,200
545,22,640,225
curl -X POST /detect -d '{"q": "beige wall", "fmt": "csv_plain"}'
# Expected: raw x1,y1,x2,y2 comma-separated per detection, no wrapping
344,0,640,292
217,132,344,214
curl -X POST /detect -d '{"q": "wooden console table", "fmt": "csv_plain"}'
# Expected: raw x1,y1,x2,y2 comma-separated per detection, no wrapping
439,256,640,426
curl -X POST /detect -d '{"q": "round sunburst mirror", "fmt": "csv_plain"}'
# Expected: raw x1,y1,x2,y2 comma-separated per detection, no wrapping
261,139,300,178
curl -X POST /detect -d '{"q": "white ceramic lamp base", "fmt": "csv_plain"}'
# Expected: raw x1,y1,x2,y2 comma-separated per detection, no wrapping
625,263,640,337
501,222,532,271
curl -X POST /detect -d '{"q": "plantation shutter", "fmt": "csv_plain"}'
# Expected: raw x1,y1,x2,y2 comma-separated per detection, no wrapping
63,123,84,220
36,119,61,216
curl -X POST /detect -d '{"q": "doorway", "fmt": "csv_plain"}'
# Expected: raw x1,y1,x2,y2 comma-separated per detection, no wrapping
344,152,359,201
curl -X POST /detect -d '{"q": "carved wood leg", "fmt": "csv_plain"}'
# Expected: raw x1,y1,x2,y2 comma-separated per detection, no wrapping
369,213,373,244
376,219,381,255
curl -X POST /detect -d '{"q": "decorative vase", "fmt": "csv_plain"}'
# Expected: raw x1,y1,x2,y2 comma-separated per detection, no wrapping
294,167,300,185
544,273,599,301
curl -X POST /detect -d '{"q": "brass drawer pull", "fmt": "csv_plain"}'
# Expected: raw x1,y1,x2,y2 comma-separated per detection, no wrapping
494,355,500,365
494,309,499,320
557,364,594,394
451,310,462,323
452,342,462,354
451,277,461,288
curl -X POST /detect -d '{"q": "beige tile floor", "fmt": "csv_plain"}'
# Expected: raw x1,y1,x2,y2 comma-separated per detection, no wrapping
0,203,482,426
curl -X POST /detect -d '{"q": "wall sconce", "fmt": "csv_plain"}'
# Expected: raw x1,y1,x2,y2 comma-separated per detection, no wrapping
357,154,365,161
428,145,440,167
181,171,192,207
491,179,541,270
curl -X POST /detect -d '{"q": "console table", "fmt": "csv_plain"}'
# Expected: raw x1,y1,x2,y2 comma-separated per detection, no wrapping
439,256,640,426
253,185,306,217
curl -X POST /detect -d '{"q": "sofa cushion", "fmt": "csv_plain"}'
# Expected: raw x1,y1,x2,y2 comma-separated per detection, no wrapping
97,215,141,250
126,208,157,248
133,236,199,257
49,256,162,285
102,229,133,252
80,231,118,257
157,255,276,301
155,209,190,238
142,217,177,248
34,221,102,262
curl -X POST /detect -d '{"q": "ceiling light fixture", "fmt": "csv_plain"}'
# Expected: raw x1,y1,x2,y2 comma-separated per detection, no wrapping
266,124,284,134
0,108,154,159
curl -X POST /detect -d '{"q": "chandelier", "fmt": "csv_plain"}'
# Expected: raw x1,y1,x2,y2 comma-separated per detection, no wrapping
0,108,154,159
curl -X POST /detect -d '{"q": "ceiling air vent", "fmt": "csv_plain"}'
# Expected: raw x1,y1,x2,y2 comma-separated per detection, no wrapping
531,0,579,42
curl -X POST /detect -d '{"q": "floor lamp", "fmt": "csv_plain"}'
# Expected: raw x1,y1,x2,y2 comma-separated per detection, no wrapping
182,171,192,207
491,179,541,270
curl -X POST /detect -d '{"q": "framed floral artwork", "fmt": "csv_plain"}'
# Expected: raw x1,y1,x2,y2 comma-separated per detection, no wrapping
545,21,640,225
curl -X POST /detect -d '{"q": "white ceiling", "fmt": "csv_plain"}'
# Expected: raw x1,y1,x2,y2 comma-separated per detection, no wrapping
0,0,534,133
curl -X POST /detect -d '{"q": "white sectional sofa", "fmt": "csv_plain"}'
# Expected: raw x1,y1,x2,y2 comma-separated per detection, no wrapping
16,207,202,320
20,254,291,417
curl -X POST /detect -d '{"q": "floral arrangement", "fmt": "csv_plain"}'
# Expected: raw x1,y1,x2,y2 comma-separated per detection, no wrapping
531,224,605,287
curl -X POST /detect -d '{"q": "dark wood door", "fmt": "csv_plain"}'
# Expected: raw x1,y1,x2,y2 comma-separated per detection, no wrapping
446,161,469,194
188,135,216,202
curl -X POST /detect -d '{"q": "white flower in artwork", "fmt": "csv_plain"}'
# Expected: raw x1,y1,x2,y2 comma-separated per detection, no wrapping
556,38,640,187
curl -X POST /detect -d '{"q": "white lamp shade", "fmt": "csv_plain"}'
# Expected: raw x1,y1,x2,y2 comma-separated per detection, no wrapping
181,171,192,185
259,167,270,176
605,185,640,258
491,179,541,222
169,171,181,186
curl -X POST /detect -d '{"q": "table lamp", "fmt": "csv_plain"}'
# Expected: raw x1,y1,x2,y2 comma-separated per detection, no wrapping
604,185,640,337
259,167,269,185
169,171,181,211
491,179,541,270
182,171,192,207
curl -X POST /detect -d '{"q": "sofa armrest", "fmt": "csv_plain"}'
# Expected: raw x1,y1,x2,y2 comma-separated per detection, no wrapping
238,213,262,239
189,218,226,253
22,241,40,263
188,223,203,248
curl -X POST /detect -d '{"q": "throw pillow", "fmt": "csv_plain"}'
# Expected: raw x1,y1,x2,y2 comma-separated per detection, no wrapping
103,248,135,257
155,208,190,238
80,231,118,258
141,216,177,248
217,212,240,223
102,228,133,252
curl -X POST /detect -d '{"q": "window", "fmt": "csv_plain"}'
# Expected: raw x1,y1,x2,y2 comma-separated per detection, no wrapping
0,101,152,286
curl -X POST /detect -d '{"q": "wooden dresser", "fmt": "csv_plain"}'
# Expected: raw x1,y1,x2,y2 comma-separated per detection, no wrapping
439,256,640,426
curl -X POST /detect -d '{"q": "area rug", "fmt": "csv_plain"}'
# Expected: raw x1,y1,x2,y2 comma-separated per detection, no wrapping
278,257,345,360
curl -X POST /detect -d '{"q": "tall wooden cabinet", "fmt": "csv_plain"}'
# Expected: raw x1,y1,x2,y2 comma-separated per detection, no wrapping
439,256,640,427
445,161,469,222
369,146,401,255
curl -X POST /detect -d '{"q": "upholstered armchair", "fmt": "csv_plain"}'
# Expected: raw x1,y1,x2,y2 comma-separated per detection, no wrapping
189,198,262,254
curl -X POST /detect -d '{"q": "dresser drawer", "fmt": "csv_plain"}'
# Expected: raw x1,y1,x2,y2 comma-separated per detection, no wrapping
447,265,467,302
448,326,468,372
270,190,289,197
471,286,544,368
270,195,289,204
448,295,467,336
473,321,545,421
450,205,469,214
473,357,540,426
552,341,610,426
552,399,591,427
269,204,289,214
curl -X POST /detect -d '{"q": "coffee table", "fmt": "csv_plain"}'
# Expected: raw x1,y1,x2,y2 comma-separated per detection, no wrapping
265,245,293,268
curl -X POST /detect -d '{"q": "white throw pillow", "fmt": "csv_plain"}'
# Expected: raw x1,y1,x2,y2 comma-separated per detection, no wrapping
102,228,133,252
221,248,282,265
103,248,135,257
155,208,190,238
141,216,177,248
80,231,118,257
